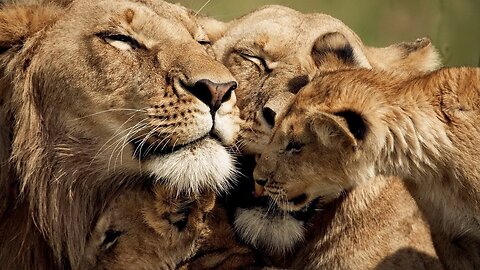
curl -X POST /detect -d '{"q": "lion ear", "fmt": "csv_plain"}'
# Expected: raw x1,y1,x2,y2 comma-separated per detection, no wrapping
196,16,229,43
365,37,442,74
310,110,368,152
0,4,62,54
312,32,369,71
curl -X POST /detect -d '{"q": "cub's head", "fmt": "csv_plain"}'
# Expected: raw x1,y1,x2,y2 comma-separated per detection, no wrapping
0,0,240,194
253,69,390,212
205,5,440,155
81,185,215,269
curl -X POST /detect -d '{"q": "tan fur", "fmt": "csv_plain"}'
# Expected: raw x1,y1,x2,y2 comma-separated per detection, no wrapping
292,179,441,270
78,187,257,270
202,5,443,269
80,185,255,269
255,67,480,269
0,0,240,268
206,5,441,155
179,203,258,270
81,185,215,269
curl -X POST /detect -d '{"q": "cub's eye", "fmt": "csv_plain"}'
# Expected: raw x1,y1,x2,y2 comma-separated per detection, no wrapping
239,52,271,73
101,229,122,250
285,140,304,153
197,40,211,46
98,33,141,51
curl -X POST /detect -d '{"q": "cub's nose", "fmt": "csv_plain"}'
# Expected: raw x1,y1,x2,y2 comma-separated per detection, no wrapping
187,79,237,112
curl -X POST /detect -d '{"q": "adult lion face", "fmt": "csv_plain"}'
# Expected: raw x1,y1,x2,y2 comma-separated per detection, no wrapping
0,0,239,267
4,0,240,194
210,5,439,155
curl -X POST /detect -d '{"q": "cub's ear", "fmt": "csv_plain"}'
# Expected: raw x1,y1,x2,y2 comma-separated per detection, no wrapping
0,4,62,54
365,37,442,75
310,110,367,152
196,16,229,43
312,32,365,71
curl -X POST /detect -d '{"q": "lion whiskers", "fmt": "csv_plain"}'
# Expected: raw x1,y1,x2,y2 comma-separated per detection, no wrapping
194,0,212,16
69,108,148,121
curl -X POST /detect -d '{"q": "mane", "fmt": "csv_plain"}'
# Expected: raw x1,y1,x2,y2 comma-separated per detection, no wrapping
0,2,129,268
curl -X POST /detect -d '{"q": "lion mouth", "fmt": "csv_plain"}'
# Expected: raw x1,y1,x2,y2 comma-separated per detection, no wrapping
131,133,219,160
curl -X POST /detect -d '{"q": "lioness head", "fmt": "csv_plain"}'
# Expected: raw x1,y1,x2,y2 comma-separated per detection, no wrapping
0,0,239,267
206,5,440,155
200,5,441,255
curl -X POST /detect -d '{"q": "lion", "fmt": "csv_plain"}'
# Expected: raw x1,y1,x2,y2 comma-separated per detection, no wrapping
254,67,480,269
80,185,215,269
0,0,241,268
78,185,257,270
198,5,443,269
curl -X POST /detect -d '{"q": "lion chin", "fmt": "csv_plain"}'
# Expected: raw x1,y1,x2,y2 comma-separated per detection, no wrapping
144,137,236,195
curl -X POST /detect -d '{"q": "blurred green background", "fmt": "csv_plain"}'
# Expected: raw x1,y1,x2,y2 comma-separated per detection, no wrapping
170,0,479,67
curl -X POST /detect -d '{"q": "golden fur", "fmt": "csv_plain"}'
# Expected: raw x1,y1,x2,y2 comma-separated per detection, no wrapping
0,0,240,268
81,185,215,269
203,5,440,155
79,185,257,269
200,5,443,269
255,67,480,269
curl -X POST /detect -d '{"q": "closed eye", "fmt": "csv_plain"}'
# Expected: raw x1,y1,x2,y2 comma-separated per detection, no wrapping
101,229,122,250
239,53,271,73
197,40,211,46
285,140,304,153
97,33,142,51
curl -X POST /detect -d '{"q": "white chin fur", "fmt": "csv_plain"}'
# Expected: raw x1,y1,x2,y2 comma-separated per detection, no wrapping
234,207,305,255
144,138,236,195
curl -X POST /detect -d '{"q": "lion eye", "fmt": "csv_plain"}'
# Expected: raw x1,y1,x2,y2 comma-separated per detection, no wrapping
197,40,211,46
239,53,271,73
101,229,122,250
285,140,304,153
98,33,141,51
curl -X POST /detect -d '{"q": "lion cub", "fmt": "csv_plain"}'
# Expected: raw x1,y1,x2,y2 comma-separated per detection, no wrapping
81,185,256,269
254,67,480,268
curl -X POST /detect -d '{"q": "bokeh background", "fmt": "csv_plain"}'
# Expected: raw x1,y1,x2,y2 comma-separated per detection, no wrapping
170,0,479,67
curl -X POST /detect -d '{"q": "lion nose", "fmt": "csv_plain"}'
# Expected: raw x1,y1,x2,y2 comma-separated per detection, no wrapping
187,79,237,112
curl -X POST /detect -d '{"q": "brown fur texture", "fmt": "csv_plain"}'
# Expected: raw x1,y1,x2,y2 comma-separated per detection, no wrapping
80,185,258,269
81,185,215,269
255,67,480,269
200,5,442,269
179,203,258,270
0,0,240,268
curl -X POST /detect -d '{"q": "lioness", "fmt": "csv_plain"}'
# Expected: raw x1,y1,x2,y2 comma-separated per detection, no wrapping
0,0,240,268
199,5,442,268
254,67,480,269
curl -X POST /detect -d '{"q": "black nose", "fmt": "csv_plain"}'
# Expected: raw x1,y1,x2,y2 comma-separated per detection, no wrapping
187,79,237,112
255,179,267,186
262,106,276,127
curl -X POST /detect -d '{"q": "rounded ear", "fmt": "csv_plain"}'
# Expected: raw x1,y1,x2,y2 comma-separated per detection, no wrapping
196,15,229,43
310,110,368,152
312,32,369,71
365,37,442,74
0,3,62,54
